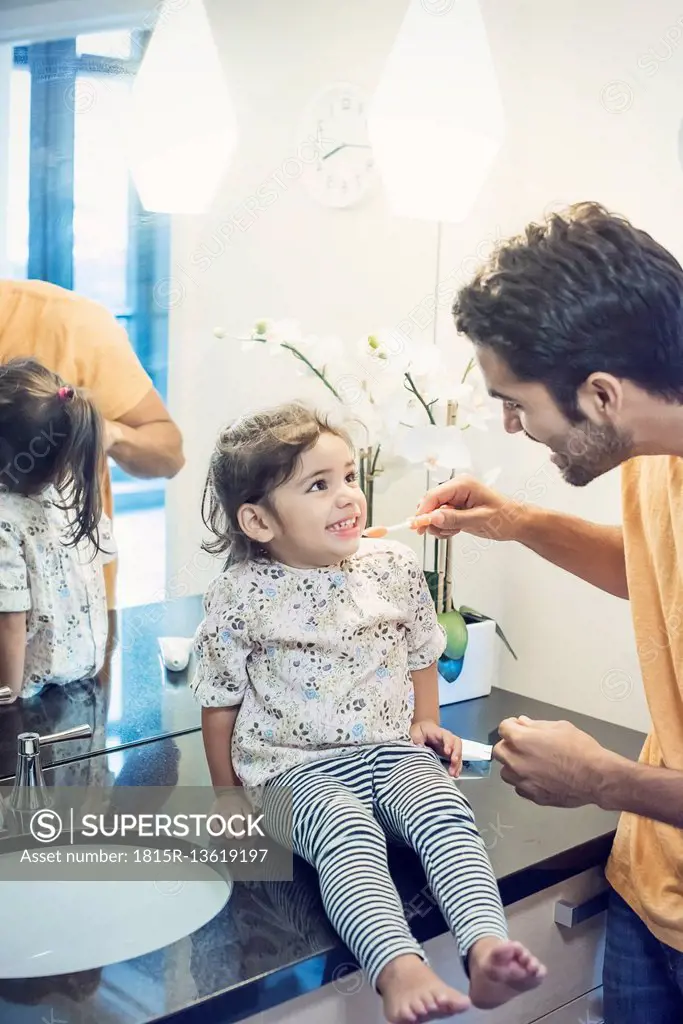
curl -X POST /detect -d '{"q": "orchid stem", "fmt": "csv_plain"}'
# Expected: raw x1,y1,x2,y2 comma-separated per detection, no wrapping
366,444,381,527
280,343,342,401
370,444,382,476
404,372,437,425
461,357,475,383
250,334,342,402
437,533,447,614
450,358,476,426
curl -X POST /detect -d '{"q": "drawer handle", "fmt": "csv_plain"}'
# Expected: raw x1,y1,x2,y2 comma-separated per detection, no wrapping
554,890,609,928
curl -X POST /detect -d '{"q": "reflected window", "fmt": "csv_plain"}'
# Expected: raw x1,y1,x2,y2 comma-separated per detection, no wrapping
76,30,132,59
6,68,30,279
8,31,170,404
73,74,132,310
6,29,171,607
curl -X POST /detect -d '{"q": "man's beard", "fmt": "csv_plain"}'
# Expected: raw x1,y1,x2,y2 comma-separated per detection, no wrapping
551,420,633,486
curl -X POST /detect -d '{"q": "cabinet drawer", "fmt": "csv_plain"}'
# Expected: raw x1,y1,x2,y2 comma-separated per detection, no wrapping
534,986,603,1022
243,867,609,1024
424,866,608,1023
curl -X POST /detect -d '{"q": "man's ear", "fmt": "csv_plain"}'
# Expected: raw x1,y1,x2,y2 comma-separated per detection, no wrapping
578,372,624,421
237,503,276,544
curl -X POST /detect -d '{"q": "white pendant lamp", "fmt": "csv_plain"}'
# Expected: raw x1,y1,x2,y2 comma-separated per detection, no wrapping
127,0,238,214
367,0,505,223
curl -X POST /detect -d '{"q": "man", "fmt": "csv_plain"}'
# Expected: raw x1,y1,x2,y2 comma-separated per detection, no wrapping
416,202,683,1024
0,278,184,606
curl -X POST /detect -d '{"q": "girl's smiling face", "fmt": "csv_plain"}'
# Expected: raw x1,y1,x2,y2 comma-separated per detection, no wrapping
238,432,367,568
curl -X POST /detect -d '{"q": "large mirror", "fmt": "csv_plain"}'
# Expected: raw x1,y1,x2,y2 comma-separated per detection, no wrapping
1,3,677,1024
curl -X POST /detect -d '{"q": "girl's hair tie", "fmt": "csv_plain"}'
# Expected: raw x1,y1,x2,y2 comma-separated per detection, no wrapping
57,385,74,402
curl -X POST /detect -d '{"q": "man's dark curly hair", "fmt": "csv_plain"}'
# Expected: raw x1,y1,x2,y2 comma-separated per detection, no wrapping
452,201,683,420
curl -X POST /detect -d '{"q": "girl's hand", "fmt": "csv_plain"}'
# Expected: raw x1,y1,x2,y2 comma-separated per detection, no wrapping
210,788,254,843
410,720,463,777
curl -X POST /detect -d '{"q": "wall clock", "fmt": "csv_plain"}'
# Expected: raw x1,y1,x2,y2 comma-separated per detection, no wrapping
299,82,378,208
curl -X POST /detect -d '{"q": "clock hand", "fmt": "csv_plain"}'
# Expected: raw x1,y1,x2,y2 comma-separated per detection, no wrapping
321,143,371,161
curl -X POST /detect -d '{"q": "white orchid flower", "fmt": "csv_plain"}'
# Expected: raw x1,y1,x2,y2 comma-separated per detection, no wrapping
367,390,427,445
450,381,495,430
390,394,427,432
214,324,265,353
347,398,386,448
356,362,405,408
405,340,442,378
240,319,271,352
250,318,304,356
357,328,413,373
307,334,342,366
394,425,472,473
357,332,386,364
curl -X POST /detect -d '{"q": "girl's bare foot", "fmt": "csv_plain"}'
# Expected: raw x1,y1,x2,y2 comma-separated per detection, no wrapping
468,937,546,1009
377,954,470,1023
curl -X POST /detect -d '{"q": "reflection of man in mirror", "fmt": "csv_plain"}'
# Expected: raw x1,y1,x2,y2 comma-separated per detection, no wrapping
0,279,185,608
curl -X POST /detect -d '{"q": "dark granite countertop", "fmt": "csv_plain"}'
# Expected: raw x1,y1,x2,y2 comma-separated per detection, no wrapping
0,686,645,1024
0,596,204,781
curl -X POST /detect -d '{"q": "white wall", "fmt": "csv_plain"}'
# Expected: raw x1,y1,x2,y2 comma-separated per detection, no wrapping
431,0,683,731
167,0,683,732
166,0,439,596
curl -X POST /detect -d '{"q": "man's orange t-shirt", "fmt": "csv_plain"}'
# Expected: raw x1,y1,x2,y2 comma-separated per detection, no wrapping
605,455,683,952
0,279,153,608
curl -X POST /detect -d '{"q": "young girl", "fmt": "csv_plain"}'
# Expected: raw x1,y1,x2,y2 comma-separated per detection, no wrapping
191,402,546,1024
0,357,115,703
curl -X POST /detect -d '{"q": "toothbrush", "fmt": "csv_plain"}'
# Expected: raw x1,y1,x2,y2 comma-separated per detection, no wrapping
363,514,435,539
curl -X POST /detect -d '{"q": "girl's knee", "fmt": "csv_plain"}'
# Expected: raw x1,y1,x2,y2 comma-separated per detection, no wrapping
382,782,477,831
309,794,379,835
303,800,384,860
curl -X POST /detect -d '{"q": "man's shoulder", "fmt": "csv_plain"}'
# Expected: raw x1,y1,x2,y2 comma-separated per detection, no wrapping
621,454,683,488
1,278,76,307
0,279,108,324
621,455,683,524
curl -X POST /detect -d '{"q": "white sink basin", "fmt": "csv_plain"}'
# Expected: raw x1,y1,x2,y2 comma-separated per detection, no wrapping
0,844,232,978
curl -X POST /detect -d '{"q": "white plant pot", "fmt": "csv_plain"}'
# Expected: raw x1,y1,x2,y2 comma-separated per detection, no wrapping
438,618,498,706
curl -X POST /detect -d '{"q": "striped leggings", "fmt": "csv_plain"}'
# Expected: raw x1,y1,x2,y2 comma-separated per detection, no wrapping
261,743,507,988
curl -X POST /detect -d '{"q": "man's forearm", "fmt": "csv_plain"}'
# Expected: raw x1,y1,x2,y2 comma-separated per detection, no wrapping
513,505,628,599
597,756,683,828
107,420,184,479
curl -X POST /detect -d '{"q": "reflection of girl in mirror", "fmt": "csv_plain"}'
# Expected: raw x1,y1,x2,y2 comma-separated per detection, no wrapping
0,358,115,704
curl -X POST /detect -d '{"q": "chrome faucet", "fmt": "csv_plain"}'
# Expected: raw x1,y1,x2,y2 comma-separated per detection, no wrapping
2,725,93,820
12,725,93,809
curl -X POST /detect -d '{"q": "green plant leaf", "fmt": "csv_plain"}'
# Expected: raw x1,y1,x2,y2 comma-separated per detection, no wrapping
458,605,517,660
423,570,440,608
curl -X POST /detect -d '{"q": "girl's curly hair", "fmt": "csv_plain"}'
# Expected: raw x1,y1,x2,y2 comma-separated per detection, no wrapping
201,402,353,566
